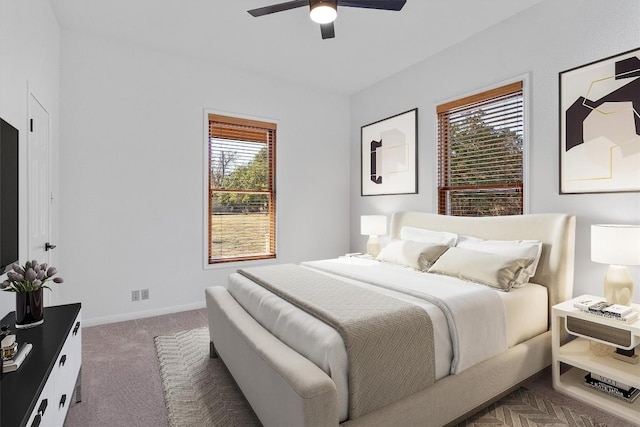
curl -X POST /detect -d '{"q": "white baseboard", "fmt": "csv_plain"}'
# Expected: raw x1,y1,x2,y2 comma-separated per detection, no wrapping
82,301,207,327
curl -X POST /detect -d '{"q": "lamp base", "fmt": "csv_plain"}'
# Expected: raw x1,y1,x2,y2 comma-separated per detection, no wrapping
612,347,639,365
604,265,634,306
366,235,381,258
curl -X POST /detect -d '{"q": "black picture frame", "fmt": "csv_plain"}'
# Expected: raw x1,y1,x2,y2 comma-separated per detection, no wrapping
361,108,418,196
559,47,640,194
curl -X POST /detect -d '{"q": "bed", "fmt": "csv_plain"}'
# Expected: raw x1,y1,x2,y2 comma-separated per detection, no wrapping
205,211,576,426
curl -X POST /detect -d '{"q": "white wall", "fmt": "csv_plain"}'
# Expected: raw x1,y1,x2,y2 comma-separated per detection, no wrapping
0,0,60,319
3,0,637,324
350,0,640,302
57,31,351,324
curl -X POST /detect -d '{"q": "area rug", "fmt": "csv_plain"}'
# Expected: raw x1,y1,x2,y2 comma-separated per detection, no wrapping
155,327,607,427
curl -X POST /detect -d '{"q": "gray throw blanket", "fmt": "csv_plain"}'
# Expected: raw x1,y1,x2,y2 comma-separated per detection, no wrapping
238,264,436,419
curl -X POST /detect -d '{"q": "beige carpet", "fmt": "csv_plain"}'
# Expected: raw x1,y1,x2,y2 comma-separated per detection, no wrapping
155,327,613,427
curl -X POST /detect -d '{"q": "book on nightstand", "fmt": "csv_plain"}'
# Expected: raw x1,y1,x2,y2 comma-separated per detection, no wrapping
584,373,639,403
2,342,32,373
573,298,638,322
589,373,633,391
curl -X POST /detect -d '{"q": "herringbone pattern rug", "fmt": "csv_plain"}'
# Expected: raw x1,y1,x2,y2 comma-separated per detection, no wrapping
155,327,608,427
456,388,606,427
155,327,260,426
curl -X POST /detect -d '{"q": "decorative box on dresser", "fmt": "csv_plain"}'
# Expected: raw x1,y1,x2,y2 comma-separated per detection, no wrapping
552,296,640,424
1,303,81,427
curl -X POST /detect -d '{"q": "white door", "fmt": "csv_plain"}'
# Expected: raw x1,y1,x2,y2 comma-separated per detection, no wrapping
28,94,53,306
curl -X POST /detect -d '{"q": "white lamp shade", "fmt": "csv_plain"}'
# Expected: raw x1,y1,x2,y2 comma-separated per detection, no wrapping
361,215,387,236
591,224,640,266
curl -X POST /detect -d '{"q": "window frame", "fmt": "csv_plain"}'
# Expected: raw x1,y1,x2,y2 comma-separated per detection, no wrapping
203,110,278,268
436,77,530,217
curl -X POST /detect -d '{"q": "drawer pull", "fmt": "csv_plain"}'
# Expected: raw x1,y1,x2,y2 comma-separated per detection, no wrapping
31,414,41,427
59,394,67,408
73,322,80,336
38,398,48,415
59,354,67,367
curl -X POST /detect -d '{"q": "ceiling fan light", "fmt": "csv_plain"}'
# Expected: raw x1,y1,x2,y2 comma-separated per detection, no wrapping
310,2,337,24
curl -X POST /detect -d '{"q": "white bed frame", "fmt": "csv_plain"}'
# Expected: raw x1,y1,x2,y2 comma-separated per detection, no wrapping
205,212,576,426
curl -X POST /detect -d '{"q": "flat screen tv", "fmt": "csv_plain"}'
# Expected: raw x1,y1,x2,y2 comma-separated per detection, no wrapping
0,118,19,275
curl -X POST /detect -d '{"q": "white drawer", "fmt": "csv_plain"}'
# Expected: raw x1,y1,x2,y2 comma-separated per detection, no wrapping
25,376,55,427
54,310,82,425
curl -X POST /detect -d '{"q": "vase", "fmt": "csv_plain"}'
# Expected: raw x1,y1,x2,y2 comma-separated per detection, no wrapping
15,288,44,329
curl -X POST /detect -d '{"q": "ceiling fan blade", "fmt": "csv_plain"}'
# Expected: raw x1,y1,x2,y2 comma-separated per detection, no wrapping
320,22,335,39
248,0,310,17
338,0,406,11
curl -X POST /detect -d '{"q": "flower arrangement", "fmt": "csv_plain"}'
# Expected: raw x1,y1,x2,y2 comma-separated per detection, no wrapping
1,260,63,292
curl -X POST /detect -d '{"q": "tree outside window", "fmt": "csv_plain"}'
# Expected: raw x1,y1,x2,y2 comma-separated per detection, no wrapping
208,114,276,263
437,82,524,216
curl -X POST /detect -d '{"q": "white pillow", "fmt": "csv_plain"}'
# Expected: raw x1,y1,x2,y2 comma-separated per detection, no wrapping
377,240,449,271
428,247,534,291
399,226,458,246
456,236,542,286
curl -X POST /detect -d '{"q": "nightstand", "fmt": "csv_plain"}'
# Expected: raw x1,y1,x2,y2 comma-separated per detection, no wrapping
551,295,640,423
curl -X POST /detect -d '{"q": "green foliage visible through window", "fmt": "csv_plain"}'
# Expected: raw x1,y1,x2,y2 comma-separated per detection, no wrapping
208,114,276,263
437,82,524,216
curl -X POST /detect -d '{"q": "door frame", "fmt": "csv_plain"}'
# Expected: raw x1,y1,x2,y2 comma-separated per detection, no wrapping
27,89,53,306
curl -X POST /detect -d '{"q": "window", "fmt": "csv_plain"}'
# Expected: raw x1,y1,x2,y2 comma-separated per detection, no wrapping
437,81,524,217
207,113,276,264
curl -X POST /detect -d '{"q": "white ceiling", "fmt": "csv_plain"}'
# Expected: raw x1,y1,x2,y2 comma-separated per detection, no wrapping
49,0,543,95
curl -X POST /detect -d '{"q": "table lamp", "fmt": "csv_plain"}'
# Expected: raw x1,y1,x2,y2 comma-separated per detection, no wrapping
591,224,640,306
361,215,387,258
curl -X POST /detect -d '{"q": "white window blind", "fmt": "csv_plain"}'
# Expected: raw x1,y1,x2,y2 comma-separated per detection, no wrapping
437,81,524,217
208,114,276,263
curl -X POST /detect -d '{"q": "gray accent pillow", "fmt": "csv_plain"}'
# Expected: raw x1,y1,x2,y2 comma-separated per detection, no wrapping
455,236,542,287
377,240,450,271
428,246,534,291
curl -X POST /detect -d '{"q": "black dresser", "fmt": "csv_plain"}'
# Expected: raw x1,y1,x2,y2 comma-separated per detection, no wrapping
1,303,82,427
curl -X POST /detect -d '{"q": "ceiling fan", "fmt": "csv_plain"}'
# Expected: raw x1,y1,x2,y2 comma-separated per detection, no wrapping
248,0,407,39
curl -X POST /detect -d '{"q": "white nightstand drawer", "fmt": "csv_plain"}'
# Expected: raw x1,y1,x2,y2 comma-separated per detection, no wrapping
566,315,634,348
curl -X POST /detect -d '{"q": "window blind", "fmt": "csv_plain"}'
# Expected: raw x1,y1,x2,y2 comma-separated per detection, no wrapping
437,82,524,217
208,114,276,263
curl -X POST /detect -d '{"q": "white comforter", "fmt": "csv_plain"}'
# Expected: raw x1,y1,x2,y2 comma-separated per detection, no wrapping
304,258,508,374
226,257,545,422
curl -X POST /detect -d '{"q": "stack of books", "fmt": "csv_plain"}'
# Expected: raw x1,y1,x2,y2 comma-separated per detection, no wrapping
573,298,638,322
2,342,32,373
584,373,639,403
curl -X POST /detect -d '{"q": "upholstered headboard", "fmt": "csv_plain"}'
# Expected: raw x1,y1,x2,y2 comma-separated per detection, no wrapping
389,212,576,315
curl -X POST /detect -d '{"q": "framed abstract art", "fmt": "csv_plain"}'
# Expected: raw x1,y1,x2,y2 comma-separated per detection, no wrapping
559,47,640,194
361,108,418,196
